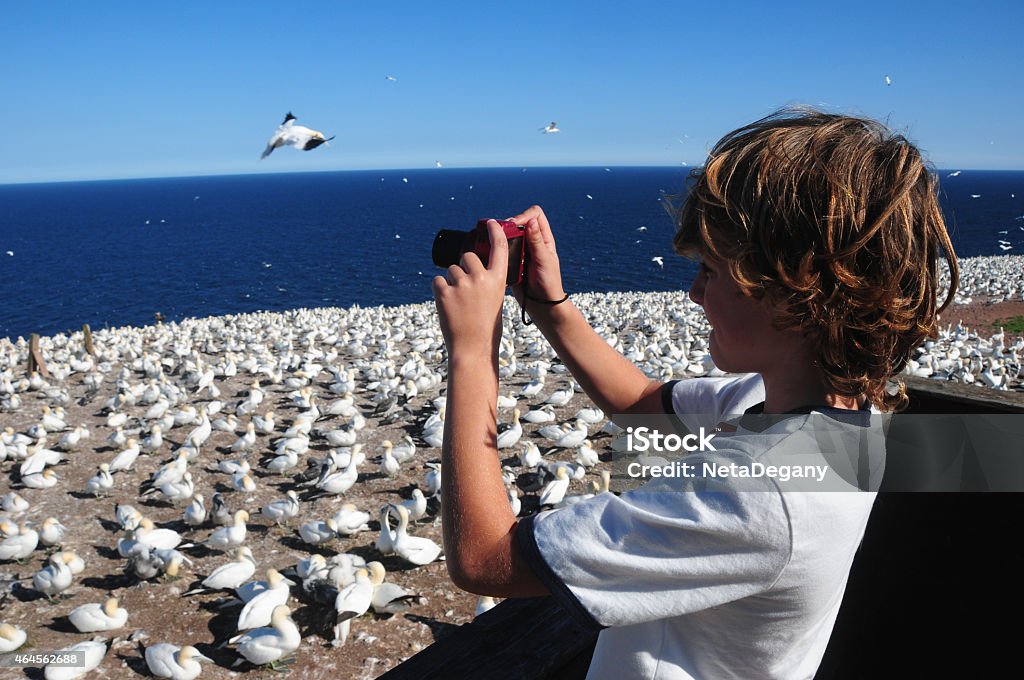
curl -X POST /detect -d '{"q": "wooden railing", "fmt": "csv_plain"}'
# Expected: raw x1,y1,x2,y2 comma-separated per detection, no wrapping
382,377,1024,679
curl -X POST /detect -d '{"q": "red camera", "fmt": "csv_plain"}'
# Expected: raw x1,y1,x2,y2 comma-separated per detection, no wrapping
431,220,528,286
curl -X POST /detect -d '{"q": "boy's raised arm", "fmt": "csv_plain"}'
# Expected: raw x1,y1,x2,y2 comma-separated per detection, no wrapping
510,205,666,417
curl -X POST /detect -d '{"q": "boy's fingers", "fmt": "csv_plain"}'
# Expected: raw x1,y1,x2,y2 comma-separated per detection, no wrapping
485,219,509,274
458,251,485,275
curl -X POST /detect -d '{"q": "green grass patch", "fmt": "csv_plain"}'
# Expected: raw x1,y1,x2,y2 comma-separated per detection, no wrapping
993,315,1024,333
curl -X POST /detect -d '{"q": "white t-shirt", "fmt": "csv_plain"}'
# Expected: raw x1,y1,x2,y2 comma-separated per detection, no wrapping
518,374,880,679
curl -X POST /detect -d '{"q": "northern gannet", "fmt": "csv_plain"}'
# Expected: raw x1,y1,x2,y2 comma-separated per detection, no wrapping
43,639,109,680
33,552,75,598
392,505,441,566
204,510,248,551
144,643,213,680
229,604,301,667
0,622,27,652
332,568,372,646
367,561,421,615
183,547,257,595
237,568,294,630
69,597,129,632
261,113,335,159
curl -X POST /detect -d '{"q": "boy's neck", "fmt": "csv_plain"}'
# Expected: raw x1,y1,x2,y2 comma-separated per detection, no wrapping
760,368,862,414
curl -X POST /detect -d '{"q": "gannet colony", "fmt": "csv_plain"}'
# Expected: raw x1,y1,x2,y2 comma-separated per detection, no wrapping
0,255,1021,678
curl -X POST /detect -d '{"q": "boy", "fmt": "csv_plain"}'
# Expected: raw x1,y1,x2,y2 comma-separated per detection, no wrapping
431,108,959,678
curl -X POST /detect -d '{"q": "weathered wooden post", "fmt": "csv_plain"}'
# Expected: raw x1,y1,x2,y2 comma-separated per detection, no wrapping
27,333,50,377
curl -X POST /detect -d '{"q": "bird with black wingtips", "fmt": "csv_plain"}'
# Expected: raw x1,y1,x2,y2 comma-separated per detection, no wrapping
261,113,335,159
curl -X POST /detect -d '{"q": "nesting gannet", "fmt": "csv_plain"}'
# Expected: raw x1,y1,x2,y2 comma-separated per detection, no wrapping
140,425,164,454
541,121,560,133
231,471,257,493
109,438,140,472
538,466,571,507
519,441,543,469
423,462,441,498
184,494,207,528
33,552,75,598
574,439,600,468
332,503,371,535
398,488,428,522
230,604,301,667
538,418,589,449
231,422,257,452
237,568,294,630
392,504,442,566
184,546,257,596
379,440,401,478
84,463,114,496
298,518,339,546
333,568,373,646
497,408,523,449
22,467,59,489
252,411,276,434
367,561,421,615
257,491,300,525
261,112,335,159
211,493,233,526
544,385,574,407
69,597,128,632
390,434,417,463
43,639,109,680
38,516,67,548
144,643,213,680
0,622,27,652
313,455,360,496
204,510,248,551
135,517,188,551
114,503,143,531
522,404,556,424
1,492,30,513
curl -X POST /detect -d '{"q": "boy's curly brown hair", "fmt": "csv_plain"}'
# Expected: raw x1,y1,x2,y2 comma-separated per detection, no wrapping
673,107,959,412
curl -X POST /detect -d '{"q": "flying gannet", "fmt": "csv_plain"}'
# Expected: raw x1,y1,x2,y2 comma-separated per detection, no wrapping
261,113,335,159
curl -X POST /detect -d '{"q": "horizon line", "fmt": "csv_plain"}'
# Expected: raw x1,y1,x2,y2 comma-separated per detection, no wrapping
3,164,1022,188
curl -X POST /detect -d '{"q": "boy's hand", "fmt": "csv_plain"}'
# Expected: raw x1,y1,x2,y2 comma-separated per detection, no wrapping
509,205,566,306
432,219,508,356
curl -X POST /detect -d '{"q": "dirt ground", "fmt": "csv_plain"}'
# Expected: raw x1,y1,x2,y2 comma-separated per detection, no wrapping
0,307,617,680
942,300,1024,344
1,297,1019,679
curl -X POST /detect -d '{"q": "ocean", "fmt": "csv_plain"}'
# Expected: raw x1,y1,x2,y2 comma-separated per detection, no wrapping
1,167,1022,341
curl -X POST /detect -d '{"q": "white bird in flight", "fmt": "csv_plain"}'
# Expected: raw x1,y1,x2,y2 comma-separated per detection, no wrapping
541,121,560,134
385,75,397,82
261,113,335,159
652,256,664,269
884,75,892,86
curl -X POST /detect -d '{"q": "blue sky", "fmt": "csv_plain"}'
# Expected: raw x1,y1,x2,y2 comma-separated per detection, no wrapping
2,1,1022,184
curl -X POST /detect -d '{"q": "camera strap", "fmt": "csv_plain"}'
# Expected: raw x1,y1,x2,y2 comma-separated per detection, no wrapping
520,288,570,326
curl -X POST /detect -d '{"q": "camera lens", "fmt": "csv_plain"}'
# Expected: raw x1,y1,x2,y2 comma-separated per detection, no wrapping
432,229,468,268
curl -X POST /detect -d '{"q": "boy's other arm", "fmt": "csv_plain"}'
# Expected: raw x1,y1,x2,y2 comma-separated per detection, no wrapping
432,219,549,597
525,299,666,416
510,205,665,416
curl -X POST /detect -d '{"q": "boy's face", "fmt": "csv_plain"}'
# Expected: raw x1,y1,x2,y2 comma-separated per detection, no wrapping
688,253,802,375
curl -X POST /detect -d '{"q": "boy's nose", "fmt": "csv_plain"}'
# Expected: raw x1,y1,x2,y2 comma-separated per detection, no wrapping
689,269,706,306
